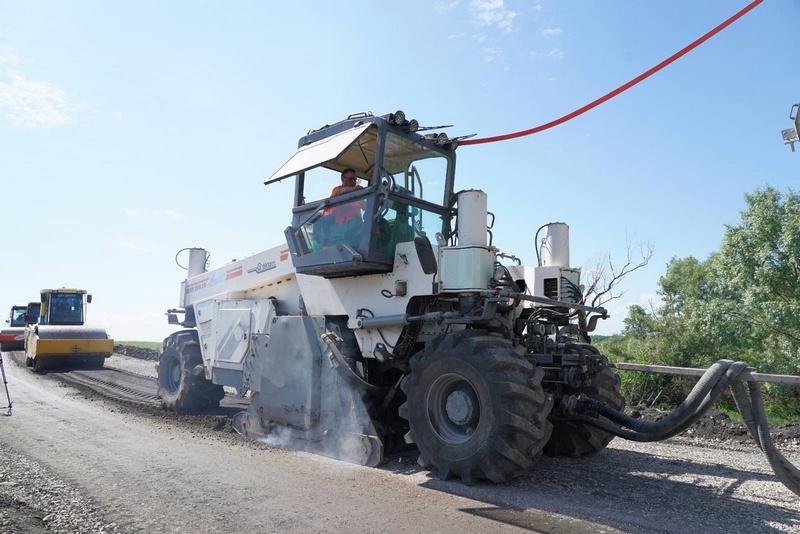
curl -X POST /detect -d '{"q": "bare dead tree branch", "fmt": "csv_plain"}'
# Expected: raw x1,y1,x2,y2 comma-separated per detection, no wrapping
583,240,654,309
575,239,653,340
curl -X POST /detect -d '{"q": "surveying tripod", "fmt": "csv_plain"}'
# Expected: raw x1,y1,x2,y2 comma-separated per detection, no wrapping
0,352,11,416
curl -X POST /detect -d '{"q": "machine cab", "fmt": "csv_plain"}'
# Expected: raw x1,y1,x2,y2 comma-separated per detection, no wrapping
24,302,42,326
267,112,458,278
8,306,26,327
39,289,88,326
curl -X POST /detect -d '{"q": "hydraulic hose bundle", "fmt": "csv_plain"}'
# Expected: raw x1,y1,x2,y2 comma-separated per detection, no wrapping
569,359,800,496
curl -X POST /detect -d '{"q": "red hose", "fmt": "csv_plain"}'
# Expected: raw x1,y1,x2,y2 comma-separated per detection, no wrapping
460,0,763,146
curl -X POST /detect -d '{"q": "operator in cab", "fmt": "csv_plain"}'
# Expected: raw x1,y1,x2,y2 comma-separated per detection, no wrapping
320,168,365,248
328,168,363,220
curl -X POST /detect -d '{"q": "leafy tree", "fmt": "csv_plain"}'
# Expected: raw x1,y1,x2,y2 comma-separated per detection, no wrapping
606,186,800,417
714,186,800,373
622,304,657,337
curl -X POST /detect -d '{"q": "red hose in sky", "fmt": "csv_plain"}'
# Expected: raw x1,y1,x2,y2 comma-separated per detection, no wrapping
460,0,763,146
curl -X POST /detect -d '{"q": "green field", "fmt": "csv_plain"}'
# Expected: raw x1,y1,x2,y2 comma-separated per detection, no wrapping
116,341,162,350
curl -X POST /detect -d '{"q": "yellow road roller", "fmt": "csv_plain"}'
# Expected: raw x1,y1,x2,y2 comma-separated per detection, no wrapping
24,289,114,372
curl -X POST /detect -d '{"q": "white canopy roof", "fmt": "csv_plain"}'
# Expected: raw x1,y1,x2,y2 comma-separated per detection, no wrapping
264,123,372,185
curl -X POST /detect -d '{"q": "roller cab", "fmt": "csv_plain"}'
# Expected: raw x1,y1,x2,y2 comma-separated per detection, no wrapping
25,289,113,372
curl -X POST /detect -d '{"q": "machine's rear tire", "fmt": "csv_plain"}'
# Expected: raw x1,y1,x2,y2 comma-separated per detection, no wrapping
544,364,625,457
157,330,224,411
400,330,554,485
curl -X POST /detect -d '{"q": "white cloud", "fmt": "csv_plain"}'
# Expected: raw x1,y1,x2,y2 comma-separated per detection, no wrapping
124,208,179,220
542,28,562,37
0,72,81,128
434,0,459,13
483,47,502,63
470,0,516,32
473,33,487,44
548,48,564,59
111,111,123,119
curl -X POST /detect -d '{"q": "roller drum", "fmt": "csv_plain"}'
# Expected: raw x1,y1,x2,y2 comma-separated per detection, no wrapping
35,325,110,340
0,327,26,351
28,325,114,371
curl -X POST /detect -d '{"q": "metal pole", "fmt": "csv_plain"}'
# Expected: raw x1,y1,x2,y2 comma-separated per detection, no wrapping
0,352,11,416
614,362,800,385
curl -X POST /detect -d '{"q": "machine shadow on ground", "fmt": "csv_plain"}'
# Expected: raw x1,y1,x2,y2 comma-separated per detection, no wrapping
380,447,799,534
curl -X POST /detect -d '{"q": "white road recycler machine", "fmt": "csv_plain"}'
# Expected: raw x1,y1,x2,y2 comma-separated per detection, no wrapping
164,110,800,488
157,110,622,483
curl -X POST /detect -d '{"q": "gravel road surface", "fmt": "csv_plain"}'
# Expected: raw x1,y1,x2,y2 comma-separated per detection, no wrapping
0,351,798,533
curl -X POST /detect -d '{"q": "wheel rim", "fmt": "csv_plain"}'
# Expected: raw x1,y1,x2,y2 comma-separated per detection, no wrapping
162,354,182,393
426,373,481,445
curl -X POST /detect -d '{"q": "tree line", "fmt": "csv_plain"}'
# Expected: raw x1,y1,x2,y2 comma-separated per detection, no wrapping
597,186,800,420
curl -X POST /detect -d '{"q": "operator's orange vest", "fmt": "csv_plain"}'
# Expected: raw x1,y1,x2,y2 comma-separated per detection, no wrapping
324,185,362,224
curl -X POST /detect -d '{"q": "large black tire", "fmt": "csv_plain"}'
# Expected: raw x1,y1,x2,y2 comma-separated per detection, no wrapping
399,330,554,485
157,330,224,411
544,364,625,457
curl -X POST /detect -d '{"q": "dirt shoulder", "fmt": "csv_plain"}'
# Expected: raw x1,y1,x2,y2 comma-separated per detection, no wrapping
630,404,800,451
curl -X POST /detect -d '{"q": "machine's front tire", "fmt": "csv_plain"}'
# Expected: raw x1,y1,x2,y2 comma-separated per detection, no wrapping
400,330,553,485
157,330,224,412
544,363,625,457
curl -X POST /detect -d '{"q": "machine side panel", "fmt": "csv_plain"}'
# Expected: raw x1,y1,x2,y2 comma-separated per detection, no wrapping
182,243,294,307
258,316,323,428
438,246,494,291
296,241,438,358
215,308,251,365
195,298,281,387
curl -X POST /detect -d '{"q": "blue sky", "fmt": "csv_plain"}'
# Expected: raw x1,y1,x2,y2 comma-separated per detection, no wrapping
0,0,796,341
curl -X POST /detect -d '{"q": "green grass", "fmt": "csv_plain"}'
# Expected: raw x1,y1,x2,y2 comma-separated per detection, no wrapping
718,403,799,425
116,341,162,350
